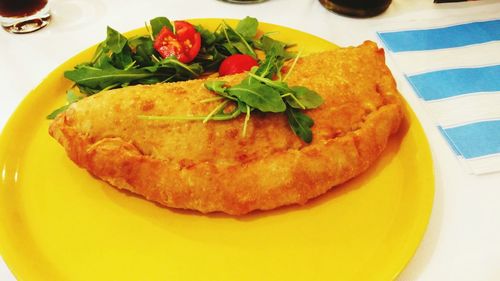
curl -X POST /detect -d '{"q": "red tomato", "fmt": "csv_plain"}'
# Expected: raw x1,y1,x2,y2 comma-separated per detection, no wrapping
219,54,259,76
153,21,201,63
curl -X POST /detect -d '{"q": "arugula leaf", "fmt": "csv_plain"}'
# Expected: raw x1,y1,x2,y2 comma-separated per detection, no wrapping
150,17,173,37
221,42,238,55
255,47,282,78
66,90,81,103
195,17,261,69
286,108,314,143
286,86,324,109
103,26,128,54
129,36,155,66
75,85,101,95
92,54,116,70
247,72,291,92
235,16,258,39
64,68,161,89
91,42,105,64
237,100,250,113
47,104,70,120
253,36,295,79
255,35,294,59
46,90,83,119
139,106,242,122
196,25,217,45
222,22,257,58
195,24,224,63
232,41,256,57
145,58,203,79
256,35,282,54
111,44,134,69
227,83,286,113
203,81,239,102
91,27,135,71
194,46,226,72
204,80,227,93
254,56,276,79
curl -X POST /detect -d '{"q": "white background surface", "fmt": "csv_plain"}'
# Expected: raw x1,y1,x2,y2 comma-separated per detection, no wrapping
1,0,499,280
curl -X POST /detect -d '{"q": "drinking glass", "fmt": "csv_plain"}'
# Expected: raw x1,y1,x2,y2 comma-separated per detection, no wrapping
0,0,51,34
219,0,268,3
319,0,392,17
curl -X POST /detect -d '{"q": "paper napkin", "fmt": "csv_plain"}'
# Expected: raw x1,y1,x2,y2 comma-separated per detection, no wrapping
378,18,500,174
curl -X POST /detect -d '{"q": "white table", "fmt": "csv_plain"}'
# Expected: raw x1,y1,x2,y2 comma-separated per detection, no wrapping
1,0,499,280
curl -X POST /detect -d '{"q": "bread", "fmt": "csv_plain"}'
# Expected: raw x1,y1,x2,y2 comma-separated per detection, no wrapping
49,41,403,215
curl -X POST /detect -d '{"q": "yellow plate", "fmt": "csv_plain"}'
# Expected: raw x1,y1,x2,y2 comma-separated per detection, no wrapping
0,19,434,281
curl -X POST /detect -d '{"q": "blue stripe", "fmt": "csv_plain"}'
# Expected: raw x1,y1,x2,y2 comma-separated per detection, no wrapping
442,120,500,159
438,126,461,156
378,19,500,52
407,65,500,101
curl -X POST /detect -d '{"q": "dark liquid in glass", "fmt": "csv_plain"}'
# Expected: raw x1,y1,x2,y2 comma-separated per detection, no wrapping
319,0,392,17
0,0,48,18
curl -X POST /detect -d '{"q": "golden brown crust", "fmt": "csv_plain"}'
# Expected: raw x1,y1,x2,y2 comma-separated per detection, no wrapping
49,41,403,215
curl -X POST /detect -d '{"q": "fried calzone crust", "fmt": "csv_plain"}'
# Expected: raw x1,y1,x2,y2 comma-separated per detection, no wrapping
49,41,403,215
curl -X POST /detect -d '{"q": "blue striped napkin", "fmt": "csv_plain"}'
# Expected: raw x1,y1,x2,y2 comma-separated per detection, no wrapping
378,19,500,174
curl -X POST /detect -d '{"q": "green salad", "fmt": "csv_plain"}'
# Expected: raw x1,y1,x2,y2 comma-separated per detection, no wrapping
49,16,323,143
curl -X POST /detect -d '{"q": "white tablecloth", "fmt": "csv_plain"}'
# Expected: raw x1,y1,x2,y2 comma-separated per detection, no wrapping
1,0,499,280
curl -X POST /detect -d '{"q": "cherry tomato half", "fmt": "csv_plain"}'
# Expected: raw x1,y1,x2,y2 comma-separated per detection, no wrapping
153,21,201,64
218,54,259,76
